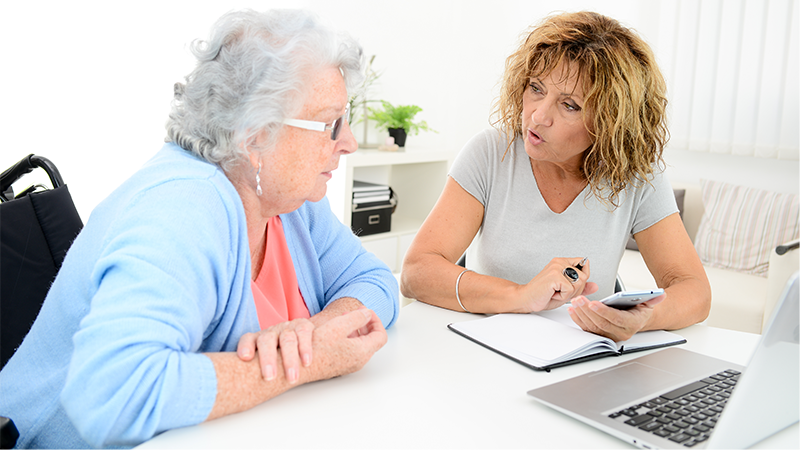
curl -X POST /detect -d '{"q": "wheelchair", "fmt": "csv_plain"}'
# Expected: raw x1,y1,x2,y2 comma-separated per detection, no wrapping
0,154,83,448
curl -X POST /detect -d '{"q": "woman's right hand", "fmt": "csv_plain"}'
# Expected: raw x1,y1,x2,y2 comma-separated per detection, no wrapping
515,257,598,312
304,308,388,383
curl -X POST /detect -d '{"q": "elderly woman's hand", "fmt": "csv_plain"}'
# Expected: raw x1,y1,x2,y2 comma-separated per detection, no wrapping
303,308,387,382
237,318,315,383
567,293,667,341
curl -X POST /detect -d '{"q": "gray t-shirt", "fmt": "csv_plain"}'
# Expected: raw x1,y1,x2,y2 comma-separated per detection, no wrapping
450,129,678,299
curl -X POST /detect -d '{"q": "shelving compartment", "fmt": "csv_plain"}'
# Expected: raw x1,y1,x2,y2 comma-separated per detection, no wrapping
327,148,456,272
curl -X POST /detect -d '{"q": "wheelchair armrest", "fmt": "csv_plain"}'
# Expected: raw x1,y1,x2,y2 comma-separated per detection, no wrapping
1,416,19,449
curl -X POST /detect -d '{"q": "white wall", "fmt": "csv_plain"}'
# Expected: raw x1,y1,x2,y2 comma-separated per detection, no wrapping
1,0,797,221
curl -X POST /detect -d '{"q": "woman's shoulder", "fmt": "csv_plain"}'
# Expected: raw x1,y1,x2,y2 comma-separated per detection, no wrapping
630,165,671,194
615,165,675,213
465,128,510,150
144,143,226,183
456,128,516,163
136,145,234,198
92,144,244,232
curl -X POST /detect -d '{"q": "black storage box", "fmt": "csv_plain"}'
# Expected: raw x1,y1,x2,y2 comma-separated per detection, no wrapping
351,202,392,237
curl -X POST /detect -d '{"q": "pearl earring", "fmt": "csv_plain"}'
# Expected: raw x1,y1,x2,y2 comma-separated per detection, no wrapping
255,162,263,196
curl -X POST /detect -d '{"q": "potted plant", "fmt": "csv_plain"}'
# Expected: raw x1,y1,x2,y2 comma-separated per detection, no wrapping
368,101,435,147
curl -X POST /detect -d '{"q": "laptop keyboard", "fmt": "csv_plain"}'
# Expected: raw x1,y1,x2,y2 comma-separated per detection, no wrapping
608,369,741,447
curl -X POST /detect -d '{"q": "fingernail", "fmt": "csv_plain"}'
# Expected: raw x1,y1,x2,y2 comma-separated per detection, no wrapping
589,302,600,311
240,348,251,358
265,365,275,381
288,368,297,384
302,354,311,367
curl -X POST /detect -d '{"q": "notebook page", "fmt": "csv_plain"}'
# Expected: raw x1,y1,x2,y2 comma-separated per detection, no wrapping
450,313,616,365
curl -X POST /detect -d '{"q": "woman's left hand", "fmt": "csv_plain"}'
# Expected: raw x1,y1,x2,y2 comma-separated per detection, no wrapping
236,318,315,384
567,293,666,341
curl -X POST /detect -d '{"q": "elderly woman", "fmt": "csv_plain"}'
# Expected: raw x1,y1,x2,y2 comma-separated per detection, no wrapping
401,11,710,341
0,9,397,449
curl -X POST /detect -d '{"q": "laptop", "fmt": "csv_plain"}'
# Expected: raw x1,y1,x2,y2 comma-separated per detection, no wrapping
527,272,799,449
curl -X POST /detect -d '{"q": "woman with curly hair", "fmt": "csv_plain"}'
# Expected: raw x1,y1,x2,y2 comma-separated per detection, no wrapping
401,11,710,341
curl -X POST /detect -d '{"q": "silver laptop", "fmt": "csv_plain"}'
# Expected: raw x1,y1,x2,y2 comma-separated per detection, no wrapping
528,272,799,449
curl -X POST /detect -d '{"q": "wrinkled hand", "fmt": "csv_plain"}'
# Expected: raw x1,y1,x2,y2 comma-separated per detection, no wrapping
304,308,387,383
344,309,373,339
515,257,599,313
237,318,315,383
568,294,667,341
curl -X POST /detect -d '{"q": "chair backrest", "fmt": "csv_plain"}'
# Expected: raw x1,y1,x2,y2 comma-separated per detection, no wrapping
0,155,83,369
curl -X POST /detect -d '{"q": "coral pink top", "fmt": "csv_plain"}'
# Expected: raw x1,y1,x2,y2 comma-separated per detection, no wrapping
251,216,310,329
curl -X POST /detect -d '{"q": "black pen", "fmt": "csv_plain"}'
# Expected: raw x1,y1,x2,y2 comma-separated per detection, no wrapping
575,256,588,271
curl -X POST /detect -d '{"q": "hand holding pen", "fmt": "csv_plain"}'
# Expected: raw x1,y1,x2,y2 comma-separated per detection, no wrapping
516,257,597,313
563,256,588,283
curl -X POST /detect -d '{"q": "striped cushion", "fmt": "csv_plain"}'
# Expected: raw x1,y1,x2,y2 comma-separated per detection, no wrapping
695,179,799,276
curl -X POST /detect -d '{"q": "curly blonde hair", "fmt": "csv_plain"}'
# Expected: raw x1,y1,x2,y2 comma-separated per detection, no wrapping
492,11,669,207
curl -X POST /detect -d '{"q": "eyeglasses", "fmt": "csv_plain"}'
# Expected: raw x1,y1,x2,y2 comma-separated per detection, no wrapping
282,104,351,141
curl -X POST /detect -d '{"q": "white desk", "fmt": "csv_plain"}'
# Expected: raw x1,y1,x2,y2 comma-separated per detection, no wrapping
139,301,799,449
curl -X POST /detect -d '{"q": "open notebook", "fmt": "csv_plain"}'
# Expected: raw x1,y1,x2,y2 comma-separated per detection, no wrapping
448,305,685,371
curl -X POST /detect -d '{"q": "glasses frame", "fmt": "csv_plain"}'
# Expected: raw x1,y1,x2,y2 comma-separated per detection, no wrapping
282,103,351,141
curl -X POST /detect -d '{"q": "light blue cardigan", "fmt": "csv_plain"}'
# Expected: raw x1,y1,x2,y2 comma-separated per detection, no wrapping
0,143,399,449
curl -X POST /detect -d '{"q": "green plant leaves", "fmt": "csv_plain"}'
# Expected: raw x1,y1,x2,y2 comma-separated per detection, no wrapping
367,101,435,135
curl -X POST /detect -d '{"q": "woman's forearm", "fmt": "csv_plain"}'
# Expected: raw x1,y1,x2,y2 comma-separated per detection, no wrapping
645,274,712,331
207,308,387,421
401,252,522,314
205,352,295,421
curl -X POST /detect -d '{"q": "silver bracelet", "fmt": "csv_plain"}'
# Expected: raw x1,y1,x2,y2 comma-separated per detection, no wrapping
455,269,472,312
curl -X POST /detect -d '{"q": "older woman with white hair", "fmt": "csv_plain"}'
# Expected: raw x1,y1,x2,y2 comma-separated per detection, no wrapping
0,9,397,449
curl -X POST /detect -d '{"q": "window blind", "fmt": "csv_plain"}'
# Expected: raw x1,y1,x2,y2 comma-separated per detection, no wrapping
655,0,798,160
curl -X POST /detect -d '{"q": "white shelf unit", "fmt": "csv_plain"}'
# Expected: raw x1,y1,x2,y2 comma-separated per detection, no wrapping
327,147,457,273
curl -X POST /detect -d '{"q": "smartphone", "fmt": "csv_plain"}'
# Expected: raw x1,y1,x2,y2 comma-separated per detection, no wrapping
600,289,665,309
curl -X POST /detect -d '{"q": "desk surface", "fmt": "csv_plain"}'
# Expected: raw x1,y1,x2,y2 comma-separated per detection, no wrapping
139,301,799,449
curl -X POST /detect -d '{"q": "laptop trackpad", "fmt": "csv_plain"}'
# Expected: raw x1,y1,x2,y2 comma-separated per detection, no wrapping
584,361,682,409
